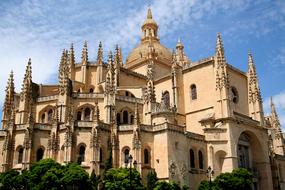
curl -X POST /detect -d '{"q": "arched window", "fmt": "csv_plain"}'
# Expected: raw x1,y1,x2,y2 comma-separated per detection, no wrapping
191,84,197,100
100,148,103,163
116,113,121,125
37,148,44,161
18,147,24,164
190,149,195,168
231,86,239,104
41,113,45,123
124,149,130,164
198,150,204,169
78,145,85,164
144,149,149,164
84,108,91,121
77,89,81,93
47,109,53,123
162,91,170,108
123,111,128,124
77,111,82,121
89,88,94,93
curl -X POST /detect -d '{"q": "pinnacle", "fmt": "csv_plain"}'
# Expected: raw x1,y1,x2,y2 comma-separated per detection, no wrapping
216,33,224,54
28,58,32,65
147,7,152,19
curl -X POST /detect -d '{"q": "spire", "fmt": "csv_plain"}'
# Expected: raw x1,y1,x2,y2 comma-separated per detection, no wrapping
215,33,229,89
97,41,103,65
20,58,32,101
176,37,183,49
93,101,100,123
248,51,261,103
271,97,280,127
114,45,121,68
82,41,88,65
4,71,15,108
216,33,225,59
147,7,152,19
3,71,15,123
59,50,69,95
69,43,75,66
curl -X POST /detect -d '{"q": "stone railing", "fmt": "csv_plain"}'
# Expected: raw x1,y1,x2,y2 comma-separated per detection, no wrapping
75,121,93,128
37,95,59,102
0,130,6,136
118,125,134,131
16,125,26,130
116,96,143,104
73,93,104,99
34,124,52,130
185,131,205,141
140,125,153,132
183,56,214,70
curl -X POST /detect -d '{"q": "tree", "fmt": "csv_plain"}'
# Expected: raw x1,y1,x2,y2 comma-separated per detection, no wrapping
90,169,101,190
147,170,158,190
153,181,182,190
104,168,145,190
198,168,253,190
61,163,92,190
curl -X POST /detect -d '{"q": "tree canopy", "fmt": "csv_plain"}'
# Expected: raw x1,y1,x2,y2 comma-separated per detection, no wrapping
198,168,253,190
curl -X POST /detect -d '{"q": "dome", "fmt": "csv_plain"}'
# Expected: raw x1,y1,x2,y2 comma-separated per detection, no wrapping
125,41,172,67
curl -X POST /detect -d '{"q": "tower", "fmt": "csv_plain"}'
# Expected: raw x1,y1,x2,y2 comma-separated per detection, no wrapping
141,8,159,43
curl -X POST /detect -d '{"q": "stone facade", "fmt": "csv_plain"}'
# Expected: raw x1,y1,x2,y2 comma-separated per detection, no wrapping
1,8,285,190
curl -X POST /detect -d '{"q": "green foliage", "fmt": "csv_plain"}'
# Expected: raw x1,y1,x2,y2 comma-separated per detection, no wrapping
0,159,93,190
153,181,182,190
90,169,101,190
147,170,158,190
198,168,253,190
104,168,145,190
103,146,113,177
61,163,92,189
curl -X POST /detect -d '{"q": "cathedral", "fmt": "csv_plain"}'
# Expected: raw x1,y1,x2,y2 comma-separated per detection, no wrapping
1,8,285,190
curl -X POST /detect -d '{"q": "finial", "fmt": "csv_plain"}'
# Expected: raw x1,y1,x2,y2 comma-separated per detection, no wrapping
28,58,31,65
147,7,152,19
99,41,102,48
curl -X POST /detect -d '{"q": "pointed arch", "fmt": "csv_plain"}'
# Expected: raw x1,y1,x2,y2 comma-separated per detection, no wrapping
190,84,197,100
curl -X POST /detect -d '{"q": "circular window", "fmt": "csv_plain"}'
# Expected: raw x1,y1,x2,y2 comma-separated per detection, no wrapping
231,87,239,104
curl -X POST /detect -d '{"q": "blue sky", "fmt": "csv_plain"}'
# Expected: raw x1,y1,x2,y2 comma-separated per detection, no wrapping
0,0,285,128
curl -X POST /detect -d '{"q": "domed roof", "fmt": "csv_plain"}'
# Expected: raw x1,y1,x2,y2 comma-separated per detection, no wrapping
125,8,172,67
125,41,172,67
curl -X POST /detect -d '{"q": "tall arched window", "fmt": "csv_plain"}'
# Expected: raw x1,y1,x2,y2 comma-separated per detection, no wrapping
18,147,24,164
123,111,128,124
198,150,204,169
78,145,85,164
124,149,130,163
162,91,170,108
41,113,45,123
47,109,53,123
77,111,82,120
116,113,121,125
190,84,197,100
144,149,149,164
100,148,103,163
37,148,44,161
84,108,91,121
190,149,195,168
89,88,94,93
